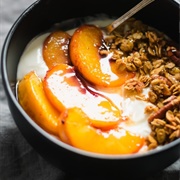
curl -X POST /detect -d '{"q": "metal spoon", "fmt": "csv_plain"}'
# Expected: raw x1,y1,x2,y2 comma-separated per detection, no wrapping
103,0,155,34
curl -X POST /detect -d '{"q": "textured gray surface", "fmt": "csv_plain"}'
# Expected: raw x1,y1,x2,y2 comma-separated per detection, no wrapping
0,0,179,179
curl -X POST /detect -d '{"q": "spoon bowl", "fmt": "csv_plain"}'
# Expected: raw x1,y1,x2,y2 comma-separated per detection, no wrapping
103,0,155,34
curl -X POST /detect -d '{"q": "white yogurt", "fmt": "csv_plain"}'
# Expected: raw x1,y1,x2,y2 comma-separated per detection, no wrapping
17,33,49,81
17,17,153,138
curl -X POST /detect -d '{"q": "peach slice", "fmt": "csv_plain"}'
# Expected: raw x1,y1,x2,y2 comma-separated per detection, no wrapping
43,31,71,69
17,71,60,135
69,24,135,87
58,108,145,154
43,64,121,130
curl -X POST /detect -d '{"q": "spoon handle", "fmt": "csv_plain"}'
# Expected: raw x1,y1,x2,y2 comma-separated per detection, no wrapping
104,0,155,34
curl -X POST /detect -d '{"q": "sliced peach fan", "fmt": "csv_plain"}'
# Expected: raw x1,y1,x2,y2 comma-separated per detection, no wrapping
58,108,145,155
17,71,60,135
42,64,145,154
17,25,144,155
69,24,135,87
43,31,71,69
43,64,122,130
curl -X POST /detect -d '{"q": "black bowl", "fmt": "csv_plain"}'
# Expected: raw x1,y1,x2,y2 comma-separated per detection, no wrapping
1,0,180,179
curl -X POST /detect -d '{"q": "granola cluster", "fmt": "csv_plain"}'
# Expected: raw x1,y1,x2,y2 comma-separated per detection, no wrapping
100,18,180,150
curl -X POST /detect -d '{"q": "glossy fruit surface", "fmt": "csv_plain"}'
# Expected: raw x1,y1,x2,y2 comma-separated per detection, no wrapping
69,24,134,87
43,64,121,130
58,107,145,154
43,31,71,68
18,71,60,135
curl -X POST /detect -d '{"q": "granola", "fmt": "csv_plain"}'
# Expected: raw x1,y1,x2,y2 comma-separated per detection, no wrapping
100,18,180,150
